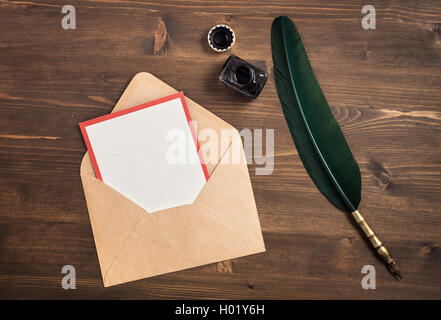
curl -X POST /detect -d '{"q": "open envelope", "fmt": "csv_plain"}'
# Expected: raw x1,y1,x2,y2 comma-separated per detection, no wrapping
80,73,266,287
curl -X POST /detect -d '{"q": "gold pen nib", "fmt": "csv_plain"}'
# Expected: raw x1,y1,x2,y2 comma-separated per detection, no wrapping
387,259,402,280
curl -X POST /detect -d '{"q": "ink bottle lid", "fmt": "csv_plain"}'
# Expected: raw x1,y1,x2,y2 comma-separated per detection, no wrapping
208,25,235,52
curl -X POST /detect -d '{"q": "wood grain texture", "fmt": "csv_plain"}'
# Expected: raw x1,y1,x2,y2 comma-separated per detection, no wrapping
0,0,440,299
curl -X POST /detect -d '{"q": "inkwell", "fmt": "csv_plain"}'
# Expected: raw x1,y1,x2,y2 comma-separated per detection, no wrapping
207,25,268,98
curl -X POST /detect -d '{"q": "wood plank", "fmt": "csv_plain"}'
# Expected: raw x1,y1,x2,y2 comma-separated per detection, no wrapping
0,0,440,299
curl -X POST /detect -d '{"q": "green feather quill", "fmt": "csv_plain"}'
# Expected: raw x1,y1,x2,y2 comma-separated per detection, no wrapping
271,16,401,278
271,15,361,212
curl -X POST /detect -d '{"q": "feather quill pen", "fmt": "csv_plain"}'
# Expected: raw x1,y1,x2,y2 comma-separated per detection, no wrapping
271,16,401,279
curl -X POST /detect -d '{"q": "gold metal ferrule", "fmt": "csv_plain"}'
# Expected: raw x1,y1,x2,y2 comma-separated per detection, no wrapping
351,210,401,279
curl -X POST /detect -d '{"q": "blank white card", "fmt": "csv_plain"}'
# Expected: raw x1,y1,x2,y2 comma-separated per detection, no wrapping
80,93,208,213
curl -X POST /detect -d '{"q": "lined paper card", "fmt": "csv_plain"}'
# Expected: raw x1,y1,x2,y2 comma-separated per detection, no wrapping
79,92,208,213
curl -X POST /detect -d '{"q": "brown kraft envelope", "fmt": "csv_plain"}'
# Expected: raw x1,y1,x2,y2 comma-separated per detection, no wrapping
80,72,266,287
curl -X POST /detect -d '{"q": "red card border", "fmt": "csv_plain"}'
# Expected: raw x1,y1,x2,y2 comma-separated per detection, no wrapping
79,92,209,182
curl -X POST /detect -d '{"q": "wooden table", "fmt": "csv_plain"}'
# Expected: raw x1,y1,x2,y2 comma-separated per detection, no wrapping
0,0,440,299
